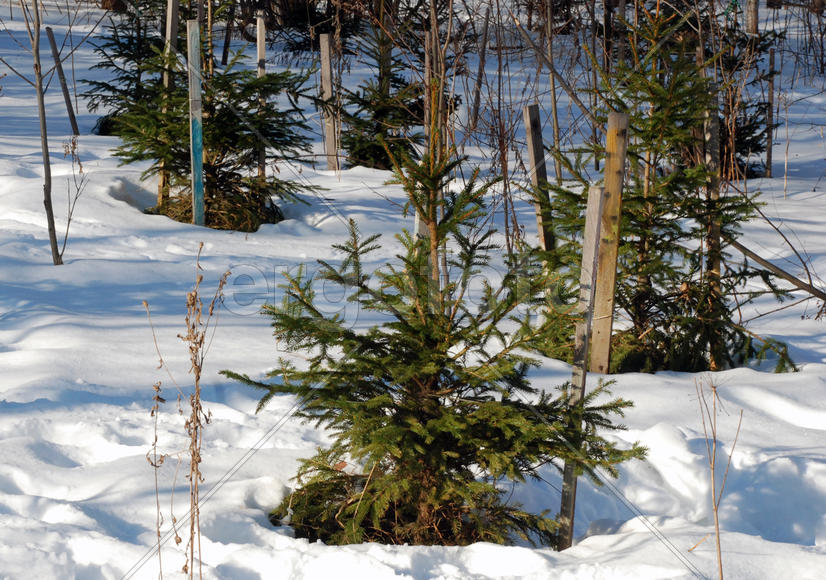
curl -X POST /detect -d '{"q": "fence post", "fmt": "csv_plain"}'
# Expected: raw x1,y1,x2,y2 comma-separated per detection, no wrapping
589,112,628,373
45,27,79,136
257,9,266,179
221,0,235,66
705,84,722,370
745,0,759,35
523,103,554,251
187,20,205,226
766,48,775,178
557,185,606,550
320,33,339,171
158,0,179,206
469,8,489,132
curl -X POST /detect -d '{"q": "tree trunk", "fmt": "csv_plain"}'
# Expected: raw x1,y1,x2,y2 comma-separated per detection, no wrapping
33,0,63,265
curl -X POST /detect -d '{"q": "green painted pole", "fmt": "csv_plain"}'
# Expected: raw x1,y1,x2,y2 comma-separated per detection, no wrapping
187,19,205,226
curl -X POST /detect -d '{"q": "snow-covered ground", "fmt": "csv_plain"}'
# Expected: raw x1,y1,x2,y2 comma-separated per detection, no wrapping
1,4,826,579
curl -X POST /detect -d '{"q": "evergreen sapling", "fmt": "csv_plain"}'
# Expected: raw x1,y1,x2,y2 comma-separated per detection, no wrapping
225,145,644,546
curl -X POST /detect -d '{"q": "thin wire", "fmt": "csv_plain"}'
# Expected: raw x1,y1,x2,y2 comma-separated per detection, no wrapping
533,462,705,580
515,388,709,580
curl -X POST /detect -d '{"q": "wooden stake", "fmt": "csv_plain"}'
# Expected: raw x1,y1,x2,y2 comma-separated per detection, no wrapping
320,33,339,171
220,0,235,66
163,0,180,92
589,0,599,172
45,27,79,136
187,20,205,226
615,0,626,68
423,27,431,145
523,103,554,251
158,0,179,206
557,185,606,551
469,8,489,132
545,0,562,184
745,0,759,35
767,48,775,178
256,9,266,179
705,85,722,371
589,112,628,374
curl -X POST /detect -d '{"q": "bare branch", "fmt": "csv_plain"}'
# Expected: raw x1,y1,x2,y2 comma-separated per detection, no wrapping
0,56,35,85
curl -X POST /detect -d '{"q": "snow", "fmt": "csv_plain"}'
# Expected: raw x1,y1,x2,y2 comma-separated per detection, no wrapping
1,4,826,579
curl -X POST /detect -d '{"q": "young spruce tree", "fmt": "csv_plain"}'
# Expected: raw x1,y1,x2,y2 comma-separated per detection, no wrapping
83,0,166,135
225,133,644,546
549,6,791,372
113,48,313,231
86,2,313,231
339,19,423,170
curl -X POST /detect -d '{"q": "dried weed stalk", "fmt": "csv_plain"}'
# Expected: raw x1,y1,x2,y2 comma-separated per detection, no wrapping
696,377,743,580
143,244,229,579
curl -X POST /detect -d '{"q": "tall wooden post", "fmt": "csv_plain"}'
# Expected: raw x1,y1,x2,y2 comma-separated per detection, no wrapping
319,33,339,171
469,8,489,132
256,9,266,179
187,20,205,226
589,112,629,374
163,0,180,89
545,0,562,184
423,27,431,145
589,0,599,172
45,27,79,136
766,48,775,178
615,0,627,68
705,84,722,370
158,0,179,206
745,0,759,35
557,185,606,550
221,0,235,66
523,103,554,251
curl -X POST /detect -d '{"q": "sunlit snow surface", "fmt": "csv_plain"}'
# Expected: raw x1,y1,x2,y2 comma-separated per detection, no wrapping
1,4,826,579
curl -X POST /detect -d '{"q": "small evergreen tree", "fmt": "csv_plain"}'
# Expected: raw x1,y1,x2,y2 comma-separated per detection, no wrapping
83,0,166,135
549,7,791,372
85,2,314,230
339,21,423,169
715,23,782,179
224,143,644,546
112,48,313,231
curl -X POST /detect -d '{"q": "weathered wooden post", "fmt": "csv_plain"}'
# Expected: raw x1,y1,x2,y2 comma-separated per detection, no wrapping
557,185,606,550
745,0,759,35
469,8,489,132
319,33,339,171
523,102,554,251
45,27,79,136
766,48,775,178
187,19,205,226
256,9,266,179
589,112,629,374
221,0,235,66
705,84,722,370
545,0,563,184
158,0,179,206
